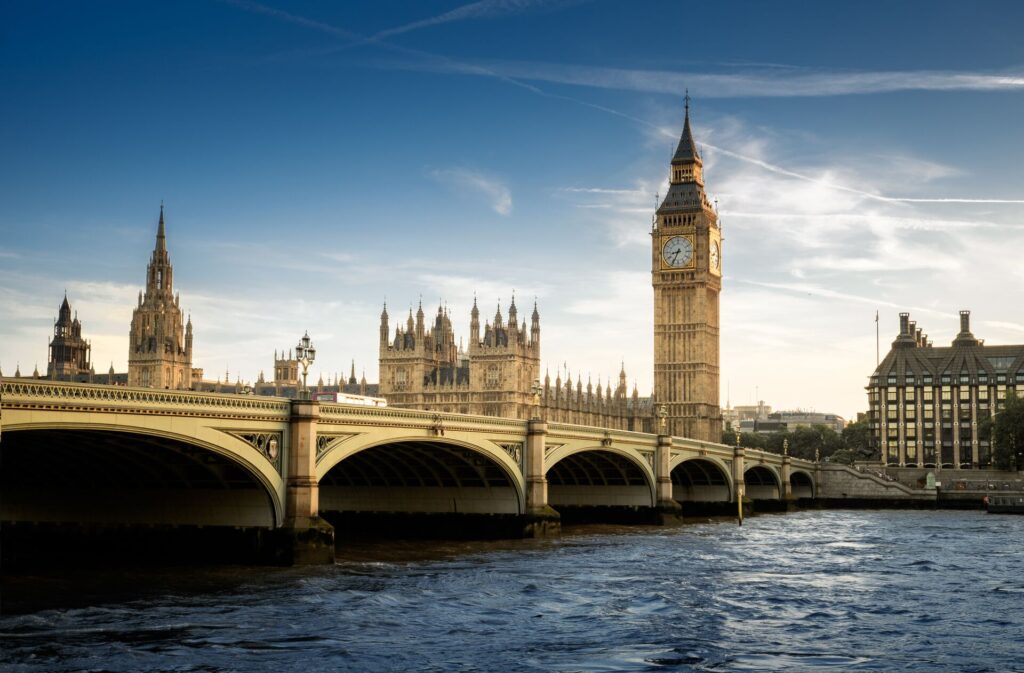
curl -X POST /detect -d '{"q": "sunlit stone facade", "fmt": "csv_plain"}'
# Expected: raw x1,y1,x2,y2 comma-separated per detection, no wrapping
127,206,195,389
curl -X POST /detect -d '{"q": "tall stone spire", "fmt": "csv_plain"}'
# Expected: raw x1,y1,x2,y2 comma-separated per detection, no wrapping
156,201,167,253
128,205,192,389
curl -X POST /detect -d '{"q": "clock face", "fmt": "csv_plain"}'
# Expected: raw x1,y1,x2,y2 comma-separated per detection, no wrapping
710,241,720,270
662,236,693,268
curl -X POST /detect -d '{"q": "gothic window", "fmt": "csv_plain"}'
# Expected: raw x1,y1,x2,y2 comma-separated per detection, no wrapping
395,368,408,390
485,365,500,389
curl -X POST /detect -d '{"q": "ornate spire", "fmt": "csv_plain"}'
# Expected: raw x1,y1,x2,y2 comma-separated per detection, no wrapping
672,92,701,165
58,293,72,322
156,202,167,252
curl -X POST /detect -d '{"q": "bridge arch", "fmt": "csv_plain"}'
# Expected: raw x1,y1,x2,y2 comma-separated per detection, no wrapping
744,464,782,501
0,425,284,527
670,456,734,503
544,445,656,509
317,435,525,516
790,469,815,498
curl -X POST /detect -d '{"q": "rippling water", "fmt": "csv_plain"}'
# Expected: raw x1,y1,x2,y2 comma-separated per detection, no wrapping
2,510,1023,672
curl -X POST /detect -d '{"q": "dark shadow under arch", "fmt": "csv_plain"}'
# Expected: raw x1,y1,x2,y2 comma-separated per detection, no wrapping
790,471,814,499
319,440,520,515
671,459,731,502
545,449,653,508
0,428,277,527
745,465,780,500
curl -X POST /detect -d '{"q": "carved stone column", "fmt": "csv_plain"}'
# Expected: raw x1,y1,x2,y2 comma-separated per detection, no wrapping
275,399,334,564
523,418,560,536
654,433,683,524
781,453,793,500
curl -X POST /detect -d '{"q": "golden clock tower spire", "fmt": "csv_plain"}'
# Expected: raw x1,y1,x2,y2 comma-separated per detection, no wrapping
652,96,722,441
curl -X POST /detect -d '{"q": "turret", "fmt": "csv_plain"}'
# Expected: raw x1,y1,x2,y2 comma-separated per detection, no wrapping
470,295,480,345
508,295,518,340
415,300,425,342
380,302,390,346
531,301,540,347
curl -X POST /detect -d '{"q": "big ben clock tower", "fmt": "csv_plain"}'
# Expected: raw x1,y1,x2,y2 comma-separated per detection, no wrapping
652,96,722,441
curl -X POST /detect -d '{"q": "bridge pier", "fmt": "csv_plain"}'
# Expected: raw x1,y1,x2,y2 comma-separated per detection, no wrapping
277,400,335,565
654,434,683,524
523,419,560,537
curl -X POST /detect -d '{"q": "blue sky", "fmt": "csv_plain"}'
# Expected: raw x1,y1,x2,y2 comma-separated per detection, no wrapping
2,0,1023,418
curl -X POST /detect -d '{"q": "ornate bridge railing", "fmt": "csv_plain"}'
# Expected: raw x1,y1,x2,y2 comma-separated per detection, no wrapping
0,378,292,421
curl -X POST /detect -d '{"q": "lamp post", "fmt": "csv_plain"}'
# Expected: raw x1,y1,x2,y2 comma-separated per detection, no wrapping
530,379,543,420
295,331,316,400
783,438,789,457
657,405,668,434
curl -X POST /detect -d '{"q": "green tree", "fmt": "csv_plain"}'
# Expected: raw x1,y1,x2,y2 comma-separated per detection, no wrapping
992,391,1024,470
788,425,821,460
741,432,767,449
763,431,792,455
841,419,877,461
842,419,870,451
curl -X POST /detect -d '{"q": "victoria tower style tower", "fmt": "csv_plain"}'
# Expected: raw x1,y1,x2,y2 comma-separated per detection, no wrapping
127,205,194,389
652,97,722,440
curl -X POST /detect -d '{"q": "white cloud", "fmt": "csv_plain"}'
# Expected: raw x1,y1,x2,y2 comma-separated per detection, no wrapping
430,168,513,215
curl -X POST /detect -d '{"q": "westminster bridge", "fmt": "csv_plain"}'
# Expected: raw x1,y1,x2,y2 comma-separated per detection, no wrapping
0,378,830,563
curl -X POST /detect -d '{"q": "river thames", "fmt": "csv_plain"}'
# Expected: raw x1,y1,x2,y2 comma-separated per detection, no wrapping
1,510,1022,672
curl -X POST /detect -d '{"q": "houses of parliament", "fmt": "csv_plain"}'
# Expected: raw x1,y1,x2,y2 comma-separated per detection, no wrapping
8,104,724,442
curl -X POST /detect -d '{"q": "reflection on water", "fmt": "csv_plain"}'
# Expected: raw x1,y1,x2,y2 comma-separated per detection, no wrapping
2,511,1023,672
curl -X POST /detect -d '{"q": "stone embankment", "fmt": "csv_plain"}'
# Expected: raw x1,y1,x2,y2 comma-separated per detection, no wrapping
812,464,1024,509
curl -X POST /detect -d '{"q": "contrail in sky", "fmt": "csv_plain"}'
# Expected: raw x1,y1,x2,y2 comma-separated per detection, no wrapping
228,1,1024,205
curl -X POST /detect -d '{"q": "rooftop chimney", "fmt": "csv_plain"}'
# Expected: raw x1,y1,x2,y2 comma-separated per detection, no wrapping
895,312,916,346
953,309,979,346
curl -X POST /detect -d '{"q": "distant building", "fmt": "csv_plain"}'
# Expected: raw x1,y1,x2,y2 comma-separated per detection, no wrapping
723,401,772,428
377,297,652,430
868,311,1024,469
46,294,92,381
127,205,195,389
738,409,845,435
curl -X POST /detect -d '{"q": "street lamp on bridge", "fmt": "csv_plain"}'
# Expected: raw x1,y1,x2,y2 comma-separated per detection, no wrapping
530,379,543,420
295,331,316,400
